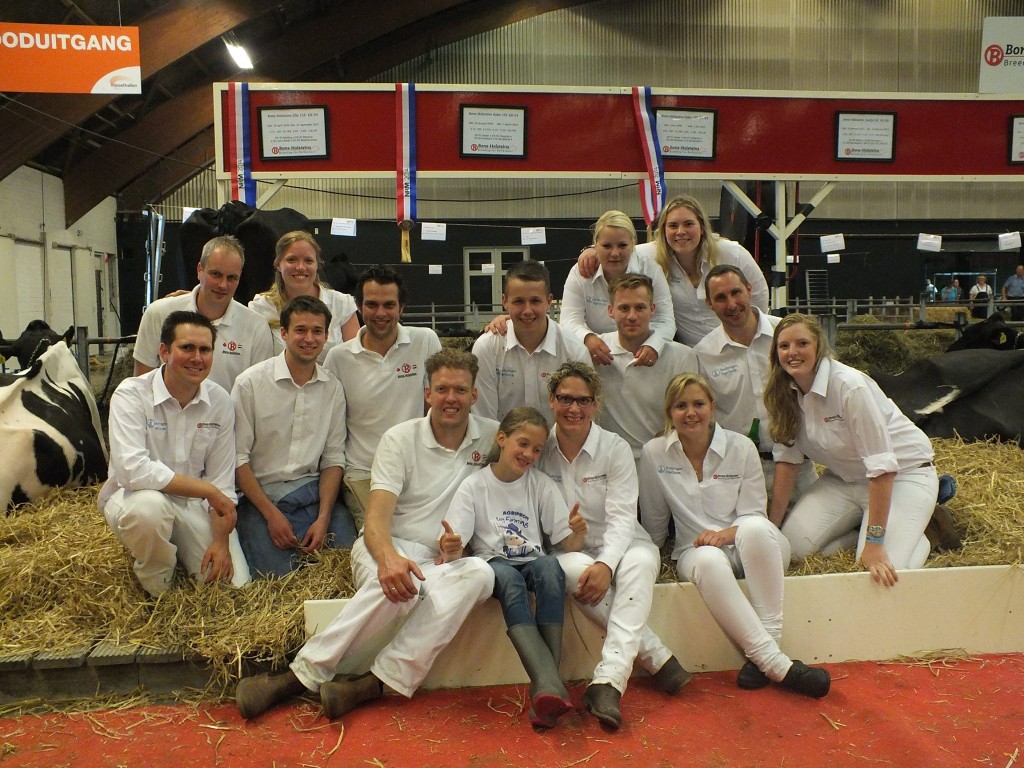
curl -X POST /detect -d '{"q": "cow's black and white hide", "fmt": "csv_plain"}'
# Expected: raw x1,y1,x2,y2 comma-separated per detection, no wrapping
0,341,107,510
0,320,74,369
874,349,1024,445
946,314,1019,352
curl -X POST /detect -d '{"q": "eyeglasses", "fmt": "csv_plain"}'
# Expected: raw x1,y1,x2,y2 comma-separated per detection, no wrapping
553,394,596,407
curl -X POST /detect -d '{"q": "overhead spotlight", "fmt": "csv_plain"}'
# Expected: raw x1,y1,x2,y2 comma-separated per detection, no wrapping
222,33,253,70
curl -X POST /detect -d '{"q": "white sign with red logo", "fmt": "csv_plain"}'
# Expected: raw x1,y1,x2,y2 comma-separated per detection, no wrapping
979,17,1024,93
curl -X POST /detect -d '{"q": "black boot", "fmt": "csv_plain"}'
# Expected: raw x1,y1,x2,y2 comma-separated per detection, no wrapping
653,655,692,695
582,682,621,729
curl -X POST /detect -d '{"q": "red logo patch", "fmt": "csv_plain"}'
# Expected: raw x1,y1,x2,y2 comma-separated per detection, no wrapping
472,451,481,462
985,45,1004,66
402,363,412,373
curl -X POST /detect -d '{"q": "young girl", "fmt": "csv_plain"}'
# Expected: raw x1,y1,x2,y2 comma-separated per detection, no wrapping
442,407,587,728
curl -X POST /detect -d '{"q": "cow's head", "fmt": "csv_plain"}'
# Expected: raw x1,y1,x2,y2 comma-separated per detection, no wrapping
0,321,74,368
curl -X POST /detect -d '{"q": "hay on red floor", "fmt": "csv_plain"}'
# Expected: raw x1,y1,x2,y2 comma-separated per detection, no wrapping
1,435,1021,684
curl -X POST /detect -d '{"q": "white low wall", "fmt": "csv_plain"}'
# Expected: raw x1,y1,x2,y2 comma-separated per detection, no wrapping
304,564,1024,689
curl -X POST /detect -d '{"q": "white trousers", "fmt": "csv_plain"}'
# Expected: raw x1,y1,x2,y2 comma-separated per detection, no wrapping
102,488,250,596
557,537,670,695
677,516,793,681
291,536,494,698
782,466,937,568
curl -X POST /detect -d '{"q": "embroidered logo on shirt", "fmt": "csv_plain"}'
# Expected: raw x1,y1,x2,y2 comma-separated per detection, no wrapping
585,296,607,306
712,473,741,480
710,363,739,378
195,422,222,430
656,465,683,475
221,340,243,356
823,414,845,423
395,362,419,379
497,367,517,378
146,419,168,430
466,451,488,467
581,473,607,484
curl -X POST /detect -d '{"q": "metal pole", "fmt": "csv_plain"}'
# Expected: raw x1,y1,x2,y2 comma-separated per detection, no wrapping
75,325,89,376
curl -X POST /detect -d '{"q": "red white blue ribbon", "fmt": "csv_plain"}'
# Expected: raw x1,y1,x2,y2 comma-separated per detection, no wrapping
396,83,417,224
631,86,665,226
226,82,256,205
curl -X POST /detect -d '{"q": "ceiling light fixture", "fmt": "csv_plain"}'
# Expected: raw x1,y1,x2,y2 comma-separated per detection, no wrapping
222,33,253,70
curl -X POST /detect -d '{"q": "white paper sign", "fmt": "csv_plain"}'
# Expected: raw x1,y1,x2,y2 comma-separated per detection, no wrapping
826,253,841,264
836,112,895,161
259,106,328,159
917,233,942,252
998,231,1022,250
820,234,846,252
786,255,795,264
331,218,357,236
481,263,495,274
461,106,526,157
182,207,199,222
428,264,443,275
521,227,546,245
980,17,1024,93
421,222,447,241
656,109,716,159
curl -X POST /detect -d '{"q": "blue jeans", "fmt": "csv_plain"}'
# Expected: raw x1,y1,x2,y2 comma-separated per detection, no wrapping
236,478,357,579
488,555,565,628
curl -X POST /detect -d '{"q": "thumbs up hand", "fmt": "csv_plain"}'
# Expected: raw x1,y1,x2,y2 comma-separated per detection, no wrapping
568,503,588,536
437,519,464,563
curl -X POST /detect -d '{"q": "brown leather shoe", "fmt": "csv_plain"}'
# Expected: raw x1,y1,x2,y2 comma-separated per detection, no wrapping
235,670,305,719
320,672,383,719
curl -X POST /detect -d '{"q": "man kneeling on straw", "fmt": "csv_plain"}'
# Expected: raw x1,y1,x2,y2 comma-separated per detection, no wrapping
99,310,250,596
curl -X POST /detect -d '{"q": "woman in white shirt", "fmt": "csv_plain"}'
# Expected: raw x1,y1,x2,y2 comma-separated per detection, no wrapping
249,231,359,362
764,314,938,587
539,361,690,729
577,195,769,346
561,210,675,367
639,372,829,698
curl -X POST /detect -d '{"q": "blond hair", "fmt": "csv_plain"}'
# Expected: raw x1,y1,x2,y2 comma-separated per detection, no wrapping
653,194,721,281
660,372,715,435
257,231,328,328
593,210,637,247
763,313,831,445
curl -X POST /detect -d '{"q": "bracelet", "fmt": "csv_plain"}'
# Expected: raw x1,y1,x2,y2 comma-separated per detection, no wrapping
865,534,885,544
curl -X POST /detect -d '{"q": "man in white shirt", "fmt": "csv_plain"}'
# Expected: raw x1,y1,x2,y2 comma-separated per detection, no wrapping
100,310,250,596
324,265,441,527
596,274,697,463
235,348,498,722
232,295,356,578
473,260,588,423
694,265,815,497
134,236,274,392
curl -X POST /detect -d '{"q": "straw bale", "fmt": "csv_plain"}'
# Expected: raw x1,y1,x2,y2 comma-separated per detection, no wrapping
834,315,954,375
2,436,1022,691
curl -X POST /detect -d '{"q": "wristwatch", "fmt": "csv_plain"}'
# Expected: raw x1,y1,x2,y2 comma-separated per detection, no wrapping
865,524,886,542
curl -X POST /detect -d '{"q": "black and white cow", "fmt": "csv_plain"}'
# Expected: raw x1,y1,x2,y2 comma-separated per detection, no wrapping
874,348,1024,445
0,341,107,510
0,320,74,370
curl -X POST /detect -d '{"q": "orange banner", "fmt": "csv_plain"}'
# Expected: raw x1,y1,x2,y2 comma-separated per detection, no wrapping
0,23,140,94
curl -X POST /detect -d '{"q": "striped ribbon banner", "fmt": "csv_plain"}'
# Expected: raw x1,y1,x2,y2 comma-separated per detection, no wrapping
631,85,665,226
396,83,417,262
396,82,417,224
226,82,256,205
